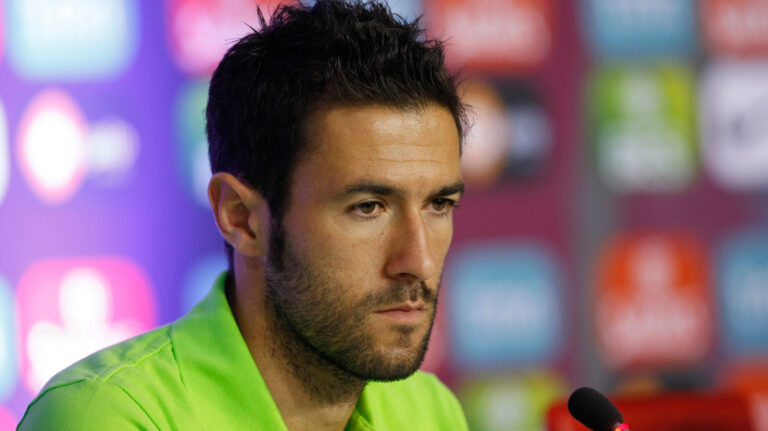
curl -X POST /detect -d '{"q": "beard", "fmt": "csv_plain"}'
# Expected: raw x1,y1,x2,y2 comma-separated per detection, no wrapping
263,222,438,386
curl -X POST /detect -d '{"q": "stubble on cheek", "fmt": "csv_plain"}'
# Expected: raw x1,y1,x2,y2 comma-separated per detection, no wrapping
265,218,440,383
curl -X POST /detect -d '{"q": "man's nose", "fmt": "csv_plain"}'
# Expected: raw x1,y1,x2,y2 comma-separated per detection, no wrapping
384,210,438,283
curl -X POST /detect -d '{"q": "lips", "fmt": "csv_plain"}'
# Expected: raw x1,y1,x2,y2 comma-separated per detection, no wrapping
375,302,427,324
377,301,425,313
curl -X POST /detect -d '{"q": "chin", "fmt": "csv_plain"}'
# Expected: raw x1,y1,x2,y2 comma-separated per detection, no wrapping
363,361,424,382
359,339,430,382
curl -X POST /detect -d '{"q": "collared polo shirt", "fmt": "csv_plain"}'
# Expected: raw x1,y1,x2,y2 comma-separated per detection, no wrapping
18,273,468,430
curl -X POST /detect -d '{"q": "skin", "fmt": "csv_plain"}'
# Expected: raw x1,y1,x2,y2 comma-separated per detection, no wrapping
208,103,463,431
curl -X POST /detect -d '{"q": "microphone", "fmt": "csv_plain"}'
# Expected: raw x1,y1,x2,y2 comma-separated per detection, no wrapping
567,387,630,431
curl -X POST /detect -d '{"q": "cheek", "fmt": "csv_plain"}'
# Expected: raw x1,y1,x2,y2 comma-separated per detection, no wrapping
429,221,454,274
329,236,385,278
431,218,454,250
296,220,386,281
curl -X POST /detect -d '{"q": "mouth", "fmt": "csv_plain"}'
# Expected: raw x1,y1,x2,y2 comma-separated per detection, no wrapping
379,301,425,312
374,301,427,324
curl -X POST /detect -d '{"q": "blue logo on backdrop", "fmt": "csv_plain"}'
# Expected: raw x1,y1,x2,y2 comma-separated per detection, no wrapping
581,0,696,58
182,254,228,314
385,0,422,22
6,0,139,80
718,231,768,357
447,243,562,369
0,276,17,402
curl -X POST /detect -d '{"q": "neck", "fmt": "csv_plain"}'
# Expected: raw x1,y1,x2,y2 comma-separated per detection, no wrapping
228,264,365,431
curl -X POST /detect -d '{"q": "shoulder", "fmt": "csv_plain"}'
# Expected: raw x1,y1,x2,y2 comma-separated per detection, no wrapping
18,379,159,430
48,324,172,384
18,325,186,430
359,371,468,430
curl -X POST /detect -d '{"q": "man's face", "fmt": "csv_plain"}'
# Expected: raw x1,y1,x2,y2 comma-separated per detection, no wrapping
265,104,462,381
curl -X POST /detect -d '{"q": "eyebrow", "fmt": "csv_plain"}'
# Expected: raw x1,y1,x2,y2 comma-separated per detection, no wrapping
430,181,465,199
335,181,465,201
339,182,405,198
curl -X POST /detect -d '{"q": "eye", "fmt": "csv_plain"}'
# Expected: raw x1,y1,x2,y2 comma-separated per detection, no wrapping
353,201,384,218
431,198,457,213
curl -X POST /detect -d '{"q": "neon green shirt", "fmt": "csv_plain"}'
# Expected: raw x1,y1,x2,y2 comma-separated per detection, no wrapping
18,273,468,430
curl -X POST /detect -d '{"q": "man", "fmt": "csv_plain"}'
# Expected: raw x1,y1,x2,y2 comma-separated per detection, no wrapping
19,1,468,429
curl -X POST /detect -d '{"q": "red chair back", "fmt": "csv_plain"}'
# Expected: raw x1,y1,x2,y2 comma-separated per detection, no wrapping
546,391,754,431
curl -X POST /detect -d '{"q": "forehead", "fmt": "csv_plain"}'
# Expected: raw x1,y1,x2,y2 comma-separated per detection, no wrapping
296,104,461,192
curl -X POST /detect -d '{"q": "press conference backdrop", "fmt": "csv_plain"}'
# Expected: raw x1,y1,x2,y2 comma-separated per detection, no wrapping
1,0,767,430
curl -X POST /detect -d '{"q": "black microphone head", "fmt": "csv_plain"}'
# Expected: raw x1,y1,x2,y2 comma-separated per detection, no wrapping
567,387,623,431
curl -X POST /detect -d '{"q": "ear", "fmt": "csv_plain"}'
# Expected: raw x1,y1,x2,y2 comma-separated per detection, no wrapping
208,172,271,257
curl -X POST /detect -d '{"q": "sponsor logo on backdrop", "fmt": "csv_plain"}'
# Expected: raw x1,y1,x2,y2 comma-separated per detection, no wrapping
424,0,553,73
447,243,562,369
16,258,156,394
383,0,421,21
590,64,696,193
6,0,138,80
460,82,511,188
169,0,284,77
0,99,9,206
175,80,211,207
702,0,768,57
459,80,552,189
701,62,768,191
718,231,768,356
17,89,140,204
594,234,713,370
17,89,88,204
459,371,566,431
86,116,140,186
0,406,16,431
0,277,17,402
582,0,696,58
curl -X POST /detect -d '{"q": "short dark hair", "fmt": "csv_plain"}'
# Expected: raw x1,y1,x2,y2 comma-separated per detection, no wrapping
206,0,466,266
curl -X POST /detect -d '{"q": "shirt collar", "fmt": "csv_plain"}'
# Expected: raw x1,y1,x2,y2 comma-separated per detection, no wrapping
170,271,381,430
170,271,289,430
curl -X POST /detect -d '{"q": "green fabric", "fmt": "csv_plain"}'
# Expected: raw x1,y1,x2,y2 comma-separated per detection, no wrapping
18,272,468,430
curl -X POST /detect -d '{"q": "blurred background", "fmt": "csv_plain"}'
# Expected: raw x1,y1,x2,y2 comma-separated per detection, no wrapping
1,0,767,429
